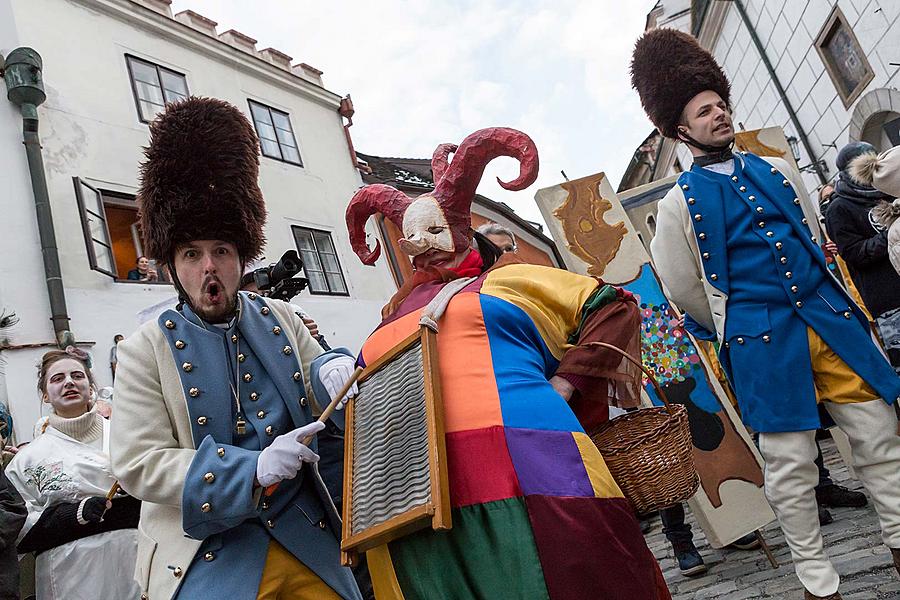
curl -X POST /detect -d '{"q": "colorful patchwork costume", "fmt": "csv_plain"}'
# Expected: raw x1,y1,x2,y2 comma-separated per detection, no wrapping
345,128,670,600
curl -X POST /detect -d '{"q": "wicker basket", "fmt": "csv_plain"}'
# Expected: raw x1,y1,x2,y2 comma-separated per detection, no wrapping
586,342,700,514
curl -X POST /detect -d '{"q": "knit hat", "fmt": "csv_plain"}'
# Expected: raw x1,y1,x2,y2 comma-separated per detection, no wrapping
848,146,900,198
836,141,877,172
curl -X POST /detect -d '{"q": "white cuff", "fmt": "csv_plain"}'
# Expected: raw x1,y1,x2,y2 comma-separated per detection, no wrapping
76,498,90,525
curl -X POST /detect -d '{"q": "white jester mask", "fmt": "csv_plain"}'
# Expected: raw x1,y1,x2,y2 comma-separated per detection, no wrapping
398,195,455,256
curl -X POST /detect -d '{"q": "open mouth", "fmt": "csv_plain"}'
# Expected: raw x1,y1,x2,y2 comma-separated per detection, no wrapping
204,281,222,304
63,390,81,400
714,123,731,133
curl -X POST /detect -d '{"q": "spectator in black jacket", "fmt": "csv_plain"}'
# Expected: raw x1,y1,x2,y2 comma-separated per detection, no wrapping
826,141,900,371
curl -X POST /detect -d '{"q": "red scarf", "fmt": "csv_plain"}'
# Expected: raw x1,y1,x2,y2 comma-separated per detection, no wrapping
447,249,484,278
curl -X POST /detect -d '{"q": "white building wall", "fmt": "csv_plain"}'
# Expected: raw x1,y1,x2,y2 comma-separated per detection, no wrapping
0,0,396,440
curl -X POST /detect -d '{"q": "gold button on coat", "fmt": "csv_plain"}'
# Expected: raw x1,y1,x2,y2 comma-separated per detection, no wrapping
688,198,695,205
771,167,777,174
796,301,803,308
165,320,175,329
231,335,238,344
748,195,756,201
272,326,281,335
204,472,215,483
283,346,292,355
775,242,783,250
204,552,215,562
293,372,302,381
201,502,211,513
763,335,771,343
197,416,208,425
243,373,253,382
682,184,689,190
731,176,738,182
261,307,270,315
782,179,790,186
250,392,259,401
257,410,266,419
710,273,718,281
736,338,744,344
756,206,764,213
698,233,707,240
739,186,746,192
694,214,702,222
843,311,852,319
300,397,308,407
267,520,275,528
248,293,257,300
318,520,327,530
173,567,183,578
793,198,801,205
182,362,193,372
265,425,274,435
791,285,799,293
766,231,774,237
189,387,200,398
785,272,793,279
217,447,225,457
238,353,246,363
175,340,185,349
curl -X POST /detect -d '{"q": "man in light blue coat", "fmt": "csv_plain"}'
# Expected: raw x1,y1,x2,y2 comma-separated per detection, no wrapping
111,97,361,600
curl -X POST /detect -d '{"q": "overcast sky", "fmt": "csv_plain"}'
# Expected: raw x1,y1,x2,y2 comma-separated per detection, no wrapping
170,1,657,226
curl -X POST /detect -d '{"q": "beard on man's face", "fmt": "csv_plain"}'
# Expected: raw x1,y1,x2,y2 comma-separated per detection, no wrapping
190,275,239,323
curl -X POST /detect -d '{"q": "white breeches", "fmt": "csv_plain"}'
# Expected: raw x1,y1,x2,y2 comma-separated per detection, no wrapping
758,399,900,596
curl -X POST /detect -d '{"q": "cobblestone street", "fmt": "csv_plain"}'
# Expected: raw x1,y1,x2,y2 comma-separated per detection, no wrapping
644,439,900,599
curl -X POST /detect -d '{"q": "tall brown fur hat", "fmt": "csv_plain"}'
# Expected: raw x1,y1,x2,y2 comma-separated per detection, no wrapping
137,97,267,263
630,28,731,139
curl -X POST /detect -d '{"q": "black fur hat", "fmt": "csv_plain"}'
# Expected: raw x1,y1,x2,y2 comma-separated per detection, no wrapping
630,28,731,139
137,97,267,263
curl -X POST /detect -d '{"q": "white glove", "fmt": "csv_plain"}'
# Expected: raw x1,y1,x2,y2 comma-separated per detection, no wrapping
256,421,325,487
318,356,358,410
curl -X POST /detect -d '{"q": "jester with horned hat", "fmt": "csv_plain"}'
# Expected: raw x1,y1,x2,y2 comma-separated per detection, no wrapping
345,128,671,599
631,29,900,600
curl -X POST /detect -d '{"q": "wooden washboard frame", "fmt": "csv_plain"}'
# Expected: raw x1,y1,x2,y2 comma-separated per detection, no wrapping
341,326,450,565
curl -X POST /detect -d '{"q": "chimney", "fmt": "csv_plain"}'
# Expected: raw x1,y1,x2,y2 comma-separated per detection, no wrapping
130,0,173,18
174,10,218,37
258,48,293,72
292,62,324,87
218,29,258,54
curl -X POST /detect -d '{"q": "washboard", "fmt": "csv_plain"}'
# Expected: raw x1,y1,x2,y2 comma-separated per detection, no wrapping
341,326,450,565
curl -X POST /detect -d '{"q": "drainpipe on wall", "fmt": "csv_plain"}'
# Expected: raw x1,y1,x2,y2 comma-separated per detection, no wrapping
340,95,368,172
3,48,74,348
729,0,827,185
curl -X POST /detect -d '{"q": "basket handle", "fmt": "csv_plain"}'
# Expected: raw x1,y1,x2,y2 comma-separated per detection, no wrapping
579,341,674,415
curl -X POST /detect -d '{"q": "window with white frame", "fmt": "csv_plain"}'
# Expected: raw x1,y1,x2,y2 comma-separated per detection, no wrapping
292,226,348,296
126,55,189,123
248,100,303,166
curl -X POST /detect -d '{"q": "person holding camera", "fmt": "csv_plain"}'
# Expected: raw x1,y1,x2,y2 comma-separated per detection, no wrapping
6,348,141,600
127,256,158,282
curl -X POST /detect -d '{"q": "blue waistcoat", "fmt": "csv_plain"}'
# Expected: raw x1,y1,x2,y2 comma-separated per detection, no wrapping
678,153,900,433
156,292,361,600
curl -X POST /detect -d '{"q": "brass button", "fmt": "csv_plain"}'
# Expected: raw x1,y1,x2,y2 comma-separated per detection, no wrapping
748,195,756,201
694,214,703,222
739,186,746,192
283,346,292,355
318,520,327,530
801,218,808,225
688,197,696,205
272,326,282,335
299,397,308,407
182,362,193,372
265,425,274,435
217,447,225,457
261,502,269,510
770,167,777,174
201,502,211,513
238,353,246,363
231,334,238,344
204,552,215,562
257,410,265,419
766,231,774,237
775,242,783,250
731,176,738,182
782,179,790,187
250,392,259,401
796,301,803,308
780,257,788,264
791,285,799,293
165,320,175,329
173,566,183,578
261,307,270,315
785,271,793,279
793,198,801,205
142,595,148,600
710,273,718,281
758,221,766,228
698,233,707,240
175,340,186,350
682,184,689,190
762,335,771,343
243,373,253,382
724,341,730,348
267,519,275,528
197,416,208,426
203,472,215,483
811,235,817,242
702,252,710,260
189,387,200,398
756,206,764,213
737,337,744,344
293,372,302,381
248,292,257,300
843,311,852,319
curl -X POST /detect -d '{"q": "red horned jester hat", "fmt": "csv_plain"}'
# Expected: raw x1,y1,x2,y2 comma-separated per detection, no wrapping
346,127,539,265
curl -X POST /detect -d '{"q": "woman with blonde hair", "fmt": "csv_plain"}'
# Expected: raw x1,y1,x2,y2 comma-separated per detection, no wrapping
6,348,141,599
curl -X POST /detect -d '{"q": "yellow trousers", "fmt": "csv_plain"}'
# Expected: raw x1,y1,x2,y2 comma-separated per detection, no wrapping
806,328,878,404
256,541,341,600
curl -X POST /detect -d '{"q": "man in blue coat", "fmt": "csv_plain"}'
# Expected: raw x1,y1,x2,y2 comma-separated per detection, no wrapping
632,29,900,600
111,97,361,600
